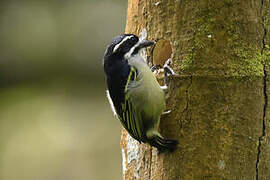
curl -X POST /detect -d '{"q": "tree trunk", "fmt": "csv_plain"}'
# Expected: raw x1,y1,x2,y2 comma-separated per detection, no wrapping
121,0,270,179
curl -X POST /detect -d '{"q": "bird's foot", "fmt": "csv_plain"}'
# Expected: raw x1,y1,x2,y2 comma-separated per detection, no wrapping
163,58,178,88
164,58,177,76
151,59,177,91
162,110,171,115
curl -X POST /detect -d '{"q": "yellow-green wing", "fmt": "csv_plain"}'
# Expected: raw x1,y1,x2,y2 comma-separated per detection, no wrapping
118,66,144,142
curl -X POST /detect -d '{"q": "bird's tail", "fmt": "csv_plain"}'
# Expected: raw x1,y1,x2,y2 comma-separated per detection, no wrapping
148,134,178,152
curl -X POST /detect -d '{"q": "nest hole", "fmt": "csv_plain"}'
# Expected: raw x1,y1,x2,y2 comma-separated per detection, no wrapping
152,39,172,66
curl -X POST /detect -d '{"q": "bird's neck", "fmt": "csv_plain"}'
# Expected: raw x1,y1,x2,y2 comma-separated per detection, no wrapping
104,56,126,75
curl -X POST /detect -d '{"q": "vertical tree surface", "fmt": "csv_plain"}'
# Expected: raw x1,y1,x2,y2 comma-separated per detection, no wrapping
121,0,270,179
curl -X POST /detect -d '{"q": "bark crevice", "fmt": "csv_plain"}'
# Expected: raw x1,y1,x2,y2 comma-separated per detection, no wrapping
180,75,193,128
256,1,267,178
148,147,152,180
256,67,267,180
260,0,267,55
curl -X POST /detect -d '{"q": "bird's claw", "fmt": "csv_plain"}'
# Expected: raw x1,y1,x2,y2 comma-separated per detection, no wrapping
163,58,178,87
150,58,177,88
151,64,162,73
162,110,171,115
164,58,177,76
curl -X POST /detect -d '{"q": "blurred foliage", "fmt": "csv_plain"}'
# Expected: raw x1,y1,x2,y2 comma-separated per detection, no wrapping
0,0,127,179
0,0,127,85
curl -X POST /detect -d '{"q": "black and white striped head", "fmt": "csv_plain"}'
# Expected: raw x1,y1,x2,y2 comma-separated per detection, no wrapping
104,34,154,61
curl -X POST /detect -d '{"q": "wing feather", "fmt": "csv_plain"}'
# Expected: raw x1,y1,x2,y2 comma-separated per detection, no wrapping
118,66,144,142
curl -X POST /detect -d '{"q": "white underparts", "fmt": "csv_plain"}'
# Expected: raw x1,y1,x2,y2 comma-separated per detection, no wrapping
106,90,117,116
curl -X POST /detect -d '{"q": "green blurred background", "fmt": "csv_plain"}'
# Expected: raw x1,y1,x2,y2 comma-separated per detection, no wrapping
0,0,127,179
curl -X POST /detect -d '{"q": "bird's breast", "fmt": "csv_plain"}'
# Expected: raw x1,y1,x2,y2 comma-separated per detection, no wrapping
128,56,165,116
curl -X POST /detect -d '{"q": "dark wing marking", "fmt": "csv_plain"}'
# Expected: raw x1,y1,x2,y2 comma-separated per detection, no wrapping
118,66,144,142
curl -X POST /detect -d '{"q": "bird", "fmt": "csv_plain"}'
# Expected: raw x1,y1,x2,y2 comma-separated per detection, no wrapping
103,33,178,152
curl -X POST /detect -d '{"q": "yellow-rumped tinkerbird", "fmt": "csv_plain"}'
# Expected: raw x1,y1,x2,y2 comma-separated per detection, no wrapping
103,32,178,152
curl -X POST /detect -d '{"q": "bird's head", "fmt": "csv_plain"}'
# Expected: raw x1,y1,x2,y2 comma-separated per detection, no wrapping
104,34,154,62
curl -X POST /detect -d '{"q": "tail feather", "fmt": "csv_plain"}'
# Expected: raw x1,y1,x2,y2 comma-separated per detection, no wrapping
149,135,178,152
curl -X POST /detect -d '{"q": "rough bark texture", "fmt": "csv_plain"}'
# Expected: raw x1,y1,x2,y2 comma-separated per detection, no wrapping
121,0,270,179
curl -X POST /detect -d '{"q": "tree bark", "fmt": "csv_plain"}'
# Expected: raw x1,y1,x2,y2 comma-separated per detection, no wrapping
121,0,270,179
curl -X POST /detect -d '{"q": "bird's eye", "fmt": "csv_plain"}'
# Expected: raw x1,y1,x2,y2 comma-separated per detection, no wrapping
131,36,136,42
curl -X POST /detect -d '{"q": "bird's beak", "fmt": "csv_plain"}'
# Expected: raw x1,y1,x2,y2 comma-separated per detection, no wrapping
137,39,155,49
